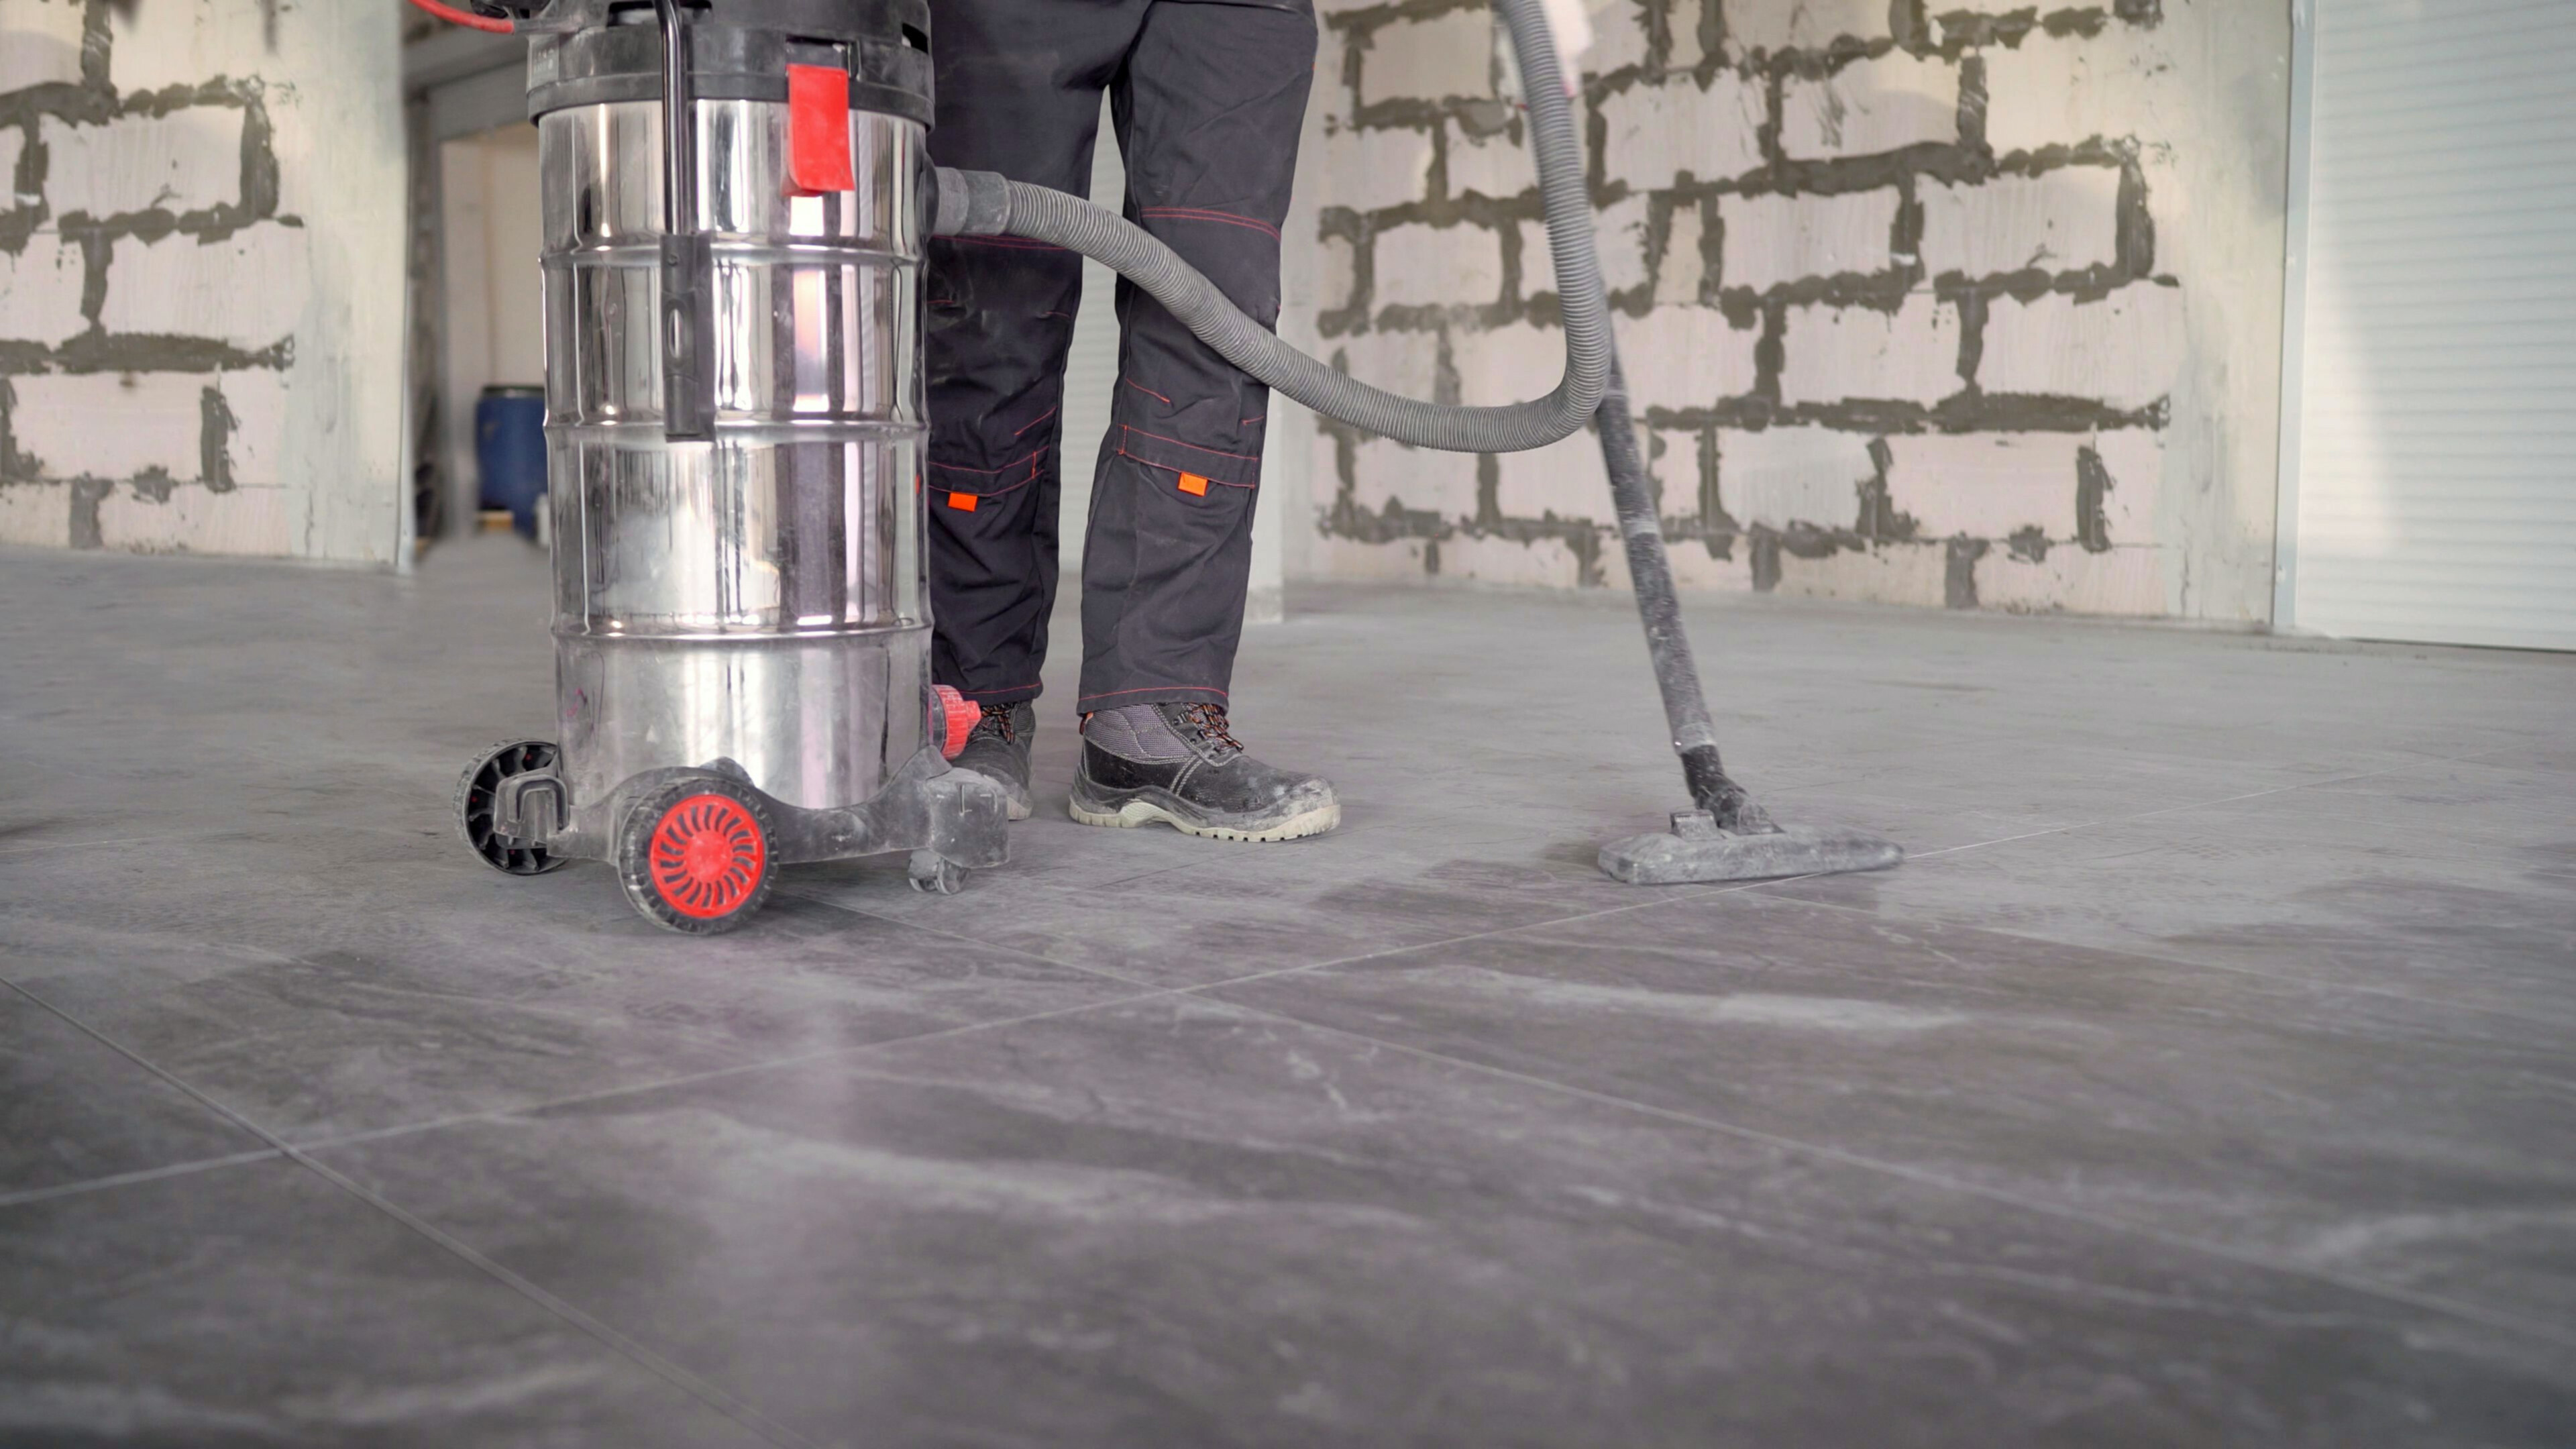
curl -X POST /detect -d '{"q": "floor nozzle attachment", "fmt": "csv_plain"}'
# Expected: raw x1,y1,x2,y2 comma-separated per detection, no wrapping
1599,809,1904,886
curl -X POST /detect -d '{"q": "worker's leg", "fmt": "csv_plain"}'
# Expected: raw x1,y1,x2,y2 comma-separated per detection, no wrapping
1073,0,1318,715
923,0,1140,711
1068,0,1338,843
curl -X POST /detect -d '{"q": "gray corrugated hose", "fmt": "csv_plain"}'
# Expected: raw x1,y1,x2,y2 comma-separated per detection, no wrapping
929,0,1606,453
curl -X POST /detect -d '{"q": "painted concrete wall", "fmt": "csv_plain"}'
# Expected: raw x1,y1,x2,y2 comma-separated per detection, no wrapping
0,0,407,564
1289,0,2291,622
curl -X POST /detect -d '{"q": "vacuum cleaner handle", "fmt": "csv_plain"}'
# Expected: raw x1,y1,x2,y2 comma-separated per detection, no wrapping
653,0,720,443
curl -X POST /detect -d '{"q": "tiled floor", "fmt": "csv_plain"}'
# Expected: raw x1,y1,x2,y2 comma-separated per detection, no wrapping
4,537,2572,1447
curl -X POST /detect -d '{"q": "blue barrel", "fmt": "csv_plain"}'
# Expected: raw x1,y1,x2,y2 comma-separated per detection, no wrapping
475,385,548,539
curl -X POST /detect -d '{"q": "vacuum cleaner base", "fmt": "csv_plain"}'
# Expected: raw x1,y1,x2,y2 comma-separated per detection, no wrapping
1599,810,1904,886
456,739,1010,934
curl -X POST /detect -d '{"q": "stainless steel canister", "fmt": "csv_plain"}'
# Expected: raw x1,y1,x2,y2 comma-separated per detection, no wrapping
539,97,928,813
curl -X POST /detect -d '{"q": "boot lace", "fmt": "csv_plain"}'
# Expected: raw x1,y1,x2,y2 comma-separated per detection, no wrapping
1177,703,1244,759
975,702,1020,745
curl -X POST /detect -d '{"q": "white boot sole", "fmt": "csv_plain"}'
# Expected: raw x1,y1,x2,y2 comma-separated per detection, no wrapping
952,765,1032,821
1068,796,1341,843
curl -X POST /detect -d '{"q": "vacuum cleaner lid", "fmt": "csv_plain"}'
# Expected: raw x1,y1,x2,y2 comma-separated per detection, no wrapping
527,0,933,126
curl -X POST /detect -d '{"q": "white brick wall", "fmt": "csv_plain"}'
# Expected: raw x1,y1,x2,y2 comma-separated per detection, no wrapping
2084,427,2163,544
1780,54,1959,160
40,106,246,218
216,367,290,488
1656,203,1705,305
1920,168,2121,279
0,479,70,545
0,0,85,93
1358,7,1493,107
1585,0,1650,74
107,0,284,94
105,224,307,347
1621,306,1760,411
1718,187,1899,292
1350,435,1480,521
1722,0,1886,54
1291,0,2273,622
1973,545,2163,617
1646,426,1699,517
1882,433,2086,540
1600,74,1766,189
11,372,203,482
0,233,89,345
0,128,27,206
1719,427,1874,531
1319,235,1358,313
1495,433,1607,521
1333,327,1442,400
95,480,290,555
1444,120,1529,201
1,0,404,564
1455,320,1568,409
1980,284,2184,409
1528,193,1652,297
1321,124,1433,214
1779,296,1960,407
1442,532,1582,588
1374,222,1504,309
1982,28,2162,159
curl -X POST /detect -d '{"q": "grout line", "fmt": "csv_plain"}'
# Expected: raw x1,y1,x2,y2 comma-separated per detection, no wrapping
1731,743,2552,1023
299,867,1800,1160
0,741,2547,1376
1203,1003,2576,1354
0,975,820,1449
1733,877,2561,1028
291,875,1790,1160
0,833,211,859
0,741,2524,1212
1889,744,2521,864
6,869,1806,1204
0,1148,286,1212
5,743,2485,1209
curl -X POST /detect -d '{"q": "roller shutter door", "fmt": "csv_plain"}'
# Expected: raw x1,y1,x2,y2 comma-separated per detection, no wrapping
2285,0,2576,649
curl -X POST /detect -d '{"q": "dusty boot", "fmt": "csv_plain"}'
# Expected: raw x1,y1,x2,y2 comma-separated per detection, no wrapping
1071,703,1340,843
951,701,1034,821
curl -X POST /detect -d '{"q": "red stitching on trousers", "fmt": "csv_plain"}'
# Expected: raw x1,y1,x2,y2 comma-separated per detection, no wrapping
928,445,1049,477
1116,449,1257,489
1139,207,1281,239
1011,406,1059,438
1123,377,1173,405
943,235,1068,253
1119,425,1258,462
937,470,1036,502
1078,684,1230,702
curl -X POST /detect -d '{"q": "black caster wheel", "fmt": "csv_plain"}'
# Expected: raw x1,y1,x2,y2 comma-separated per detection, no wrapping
455,740,570,877
615,777,777,934
907,851,967,896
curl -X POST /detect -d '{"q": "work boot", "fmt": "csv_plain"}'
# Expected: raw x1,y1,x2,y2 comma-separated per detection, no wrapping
951,701,1034,821
1071,702,1340,843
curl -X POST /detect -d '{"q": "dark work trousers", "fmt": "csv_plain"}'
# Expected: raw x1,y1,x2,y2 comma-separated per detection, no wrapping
923,0,1316,715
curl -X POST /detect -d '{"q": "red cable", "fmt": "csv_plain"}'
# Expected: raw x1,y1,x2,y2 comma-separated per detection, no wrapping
405,0,514,34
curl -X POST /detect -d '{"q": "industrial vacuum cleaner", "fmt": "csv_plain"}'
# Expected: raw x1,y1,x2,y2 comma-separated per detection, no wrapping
422,0,1900,935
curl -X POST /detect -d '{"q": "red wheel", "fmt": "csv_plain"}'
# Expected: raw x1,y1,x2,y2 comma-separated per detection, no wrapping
614,778,776,934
